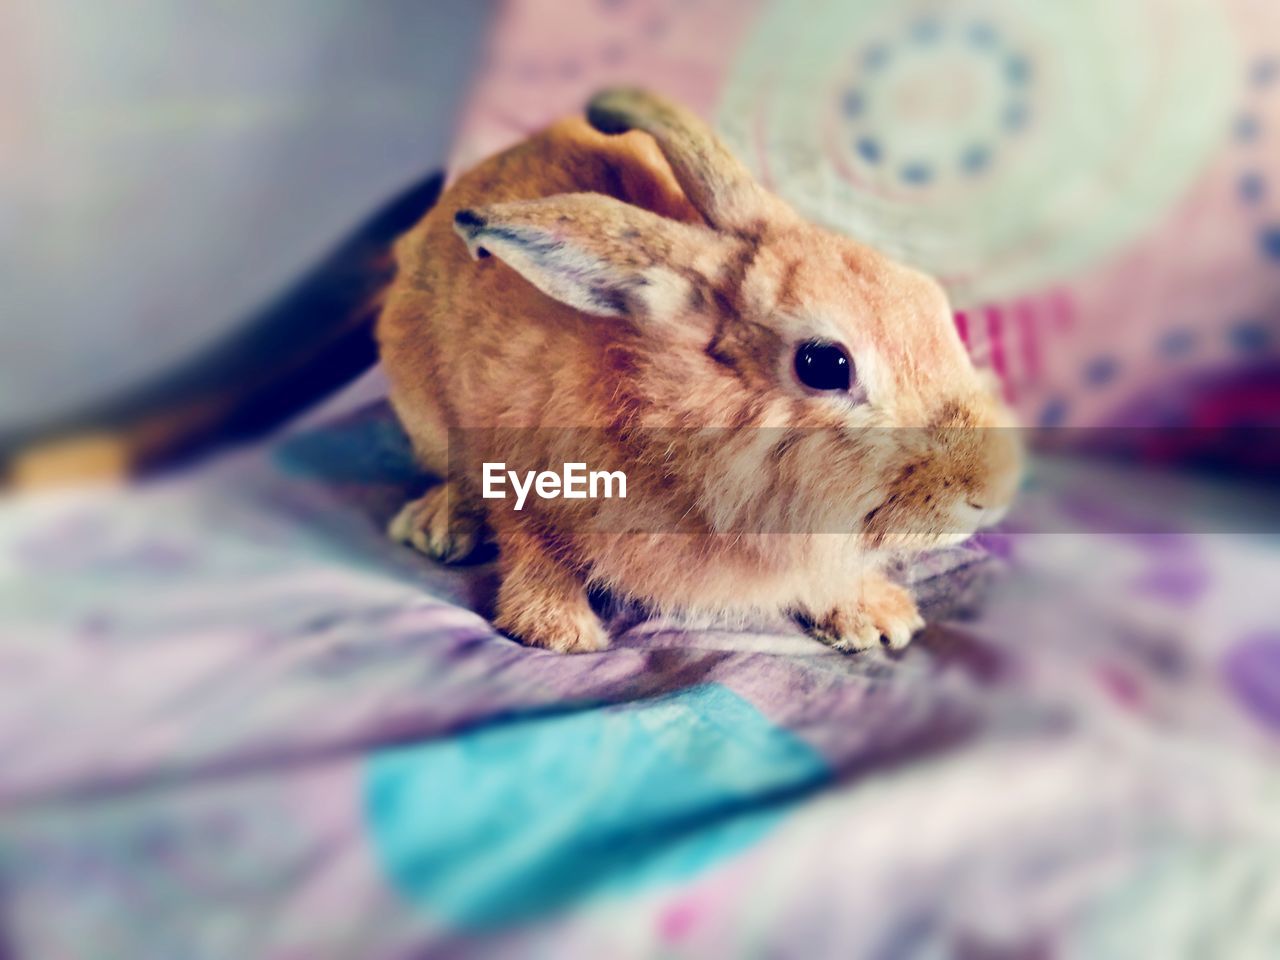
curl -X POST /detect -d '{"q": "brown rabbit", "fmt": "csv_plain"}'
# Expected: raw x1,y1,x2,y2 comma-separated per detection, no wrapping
377,89,1021,654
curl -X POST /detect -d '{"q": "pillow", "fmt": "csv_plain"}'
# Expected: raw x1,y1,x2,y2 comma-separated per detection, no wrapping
451,0,1280,432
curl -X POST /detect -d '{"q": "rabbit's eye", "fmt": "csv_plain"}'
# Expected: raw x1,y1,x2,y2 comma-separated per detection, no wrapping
794,341,852,392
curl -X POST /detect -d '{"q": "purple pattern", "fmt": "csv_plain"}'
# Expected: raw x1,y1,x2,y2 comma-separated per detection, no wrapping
2,386,1278,956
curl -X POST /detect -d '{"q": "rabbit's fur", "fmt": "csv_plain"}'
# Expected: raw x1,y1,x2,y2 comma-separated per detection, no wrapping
377,89,1020,654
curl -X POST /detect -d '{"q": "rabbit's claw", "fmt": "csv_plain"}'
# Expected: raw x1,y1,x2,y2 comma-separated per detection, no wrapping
389,482,483,564
804,574,925,653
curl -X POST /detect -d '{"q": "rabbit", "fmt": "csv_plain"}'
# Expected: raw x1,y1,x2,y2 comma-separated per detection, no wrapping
376,88,1022,655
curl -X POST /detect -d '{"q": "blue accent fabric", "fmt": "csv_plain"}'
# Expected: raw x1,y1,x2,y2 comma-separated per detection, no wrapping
364,683,829,928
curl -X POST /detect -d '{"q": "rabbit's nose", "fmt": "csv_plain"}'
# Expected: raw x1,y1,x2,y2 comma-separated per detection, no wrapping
950,499,988,531
984,430,1024,505
949,432,1021,530
953,497,1011,530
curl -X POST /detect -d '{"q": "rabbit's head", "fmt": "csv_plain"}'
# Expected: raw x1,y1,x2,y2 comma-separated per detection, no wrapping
452,89,1021,550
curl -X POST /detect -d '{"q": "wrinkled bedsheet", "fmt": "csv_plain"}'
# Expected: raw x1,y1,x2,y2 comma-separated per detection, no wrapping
1,378,1278,958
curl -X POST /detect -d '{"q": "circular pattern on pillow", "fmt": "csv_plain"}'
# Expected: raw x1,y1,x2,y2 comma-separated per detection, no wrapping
718,0,1235,308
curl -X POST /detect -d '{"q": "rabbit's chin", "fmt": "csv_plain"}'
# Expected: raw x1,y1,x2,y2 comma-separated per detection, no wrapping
873,529,981,553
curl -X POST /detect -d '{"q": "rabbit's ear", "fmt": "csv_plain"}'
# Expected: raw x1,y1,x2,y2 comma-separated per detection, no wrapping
587,88,795,236
454,193,721,321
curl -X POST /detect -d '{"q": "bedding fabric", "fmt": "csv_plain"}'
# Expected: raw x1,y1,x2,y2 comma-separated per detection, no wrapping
1,387,1278,958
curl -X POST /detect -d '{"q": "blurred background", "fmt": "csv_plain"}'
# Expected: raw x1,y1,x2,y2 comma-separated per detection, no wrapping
2,2,1279,958
4,0,1279,448
1,0,490,435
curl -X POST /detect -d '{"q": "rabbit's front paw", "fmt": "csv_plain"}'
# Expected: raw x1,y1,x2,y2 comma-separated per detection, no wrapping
493,534,610,654
497,602,610,655
803,574,925,652
388,482,484,563
802,605,881,652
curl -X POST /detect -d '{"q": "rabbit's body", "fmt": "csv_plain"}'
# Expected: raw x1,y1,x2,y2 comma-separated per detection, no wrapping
379,117,695,476
378,91,1020,654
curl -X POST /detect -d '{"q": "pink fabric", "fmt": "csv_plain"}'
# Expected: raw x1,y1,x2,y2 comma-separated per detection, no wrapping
452,0,1280,430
